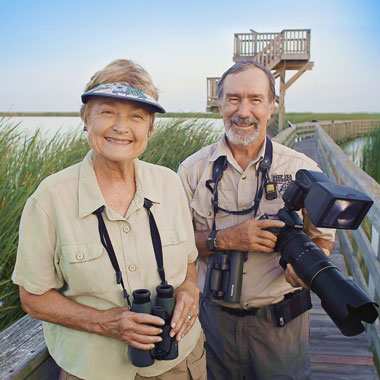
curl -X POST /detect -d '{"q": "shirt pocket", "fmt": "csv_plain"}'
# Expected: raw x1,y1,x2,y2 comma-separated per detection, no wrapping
190,199,234,230
60,242,114,294
160,225,189,287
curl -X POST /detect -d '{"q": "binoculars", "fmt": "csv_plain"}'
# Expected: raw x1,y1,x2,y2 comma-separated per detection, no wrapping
203,250,247,303
130,284,178,367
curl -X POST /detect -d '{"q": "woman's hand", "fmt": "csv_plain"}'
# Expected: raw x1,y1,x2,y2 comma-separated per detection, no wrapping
19,287,164,351
170,263,200,342
99,307,165,350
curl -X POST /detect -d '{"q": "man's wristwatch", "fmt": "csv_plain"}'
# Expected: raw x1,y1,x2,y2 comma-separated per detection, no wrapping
206,230,218,252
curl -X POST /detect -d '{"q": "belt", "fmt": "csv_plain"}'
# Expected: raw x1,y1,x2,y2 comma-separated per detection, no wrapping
221,306,260,316
219,289,312,326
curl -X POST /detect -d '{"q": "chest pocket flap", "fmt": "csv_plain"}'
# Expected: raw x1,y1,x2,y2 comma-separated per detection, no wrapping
160,225,187,247
61,242,104,263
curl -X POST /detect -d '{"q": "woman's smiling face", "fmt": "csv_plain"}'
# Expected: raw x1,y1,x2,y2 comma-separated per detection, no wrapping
85,97,153,166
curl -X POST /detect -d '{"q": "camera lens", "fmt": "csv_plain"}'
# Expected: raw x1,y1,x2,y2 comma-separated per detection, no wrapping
277,226,378,336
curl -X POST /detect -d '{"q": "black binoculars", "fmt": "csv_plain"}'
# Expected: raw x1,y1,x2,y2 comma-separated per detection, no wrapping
130,284,178,367
203,250,247,303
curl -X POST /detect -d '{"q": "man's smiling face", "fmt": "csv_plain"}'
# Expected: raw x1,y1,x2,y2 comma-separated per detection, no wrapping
219,67,275,147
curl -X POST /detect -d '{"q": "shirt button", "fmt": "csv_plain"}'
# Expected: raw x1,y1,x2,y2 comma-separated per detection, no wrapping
76,252,84,260
242,176,247,180
207,211,212,217
128,264,136,272
123,225,130,233
244,302,249,308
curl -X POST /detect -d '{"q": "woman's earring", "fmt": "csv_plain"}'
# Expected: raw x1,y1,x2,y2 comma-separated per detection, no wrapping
83,126,87,131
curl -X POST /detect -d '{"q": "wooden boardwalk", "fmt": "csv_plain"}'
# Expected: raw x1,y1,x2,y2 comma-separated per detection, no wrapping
294,138,379,379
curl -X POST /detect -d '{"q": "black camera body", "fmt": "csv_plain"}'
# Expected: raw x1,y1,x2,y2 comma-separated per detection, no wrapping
259,170,378,336
130,284,178,367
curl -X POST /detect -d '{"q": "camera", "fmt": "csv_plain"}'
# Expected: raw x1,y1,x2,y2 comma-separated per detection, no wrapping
130,284,178,367
204,169,379,336
260,169,378,336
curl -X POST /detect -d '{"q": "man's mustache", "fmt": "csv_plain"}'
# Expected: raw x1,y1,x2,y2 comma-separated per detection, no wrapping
229,117,258,126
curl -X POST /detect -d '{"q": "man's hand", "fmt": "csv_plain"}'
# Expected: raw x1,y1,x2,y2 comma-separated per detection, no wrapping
284,264,309,289
195,218,285,255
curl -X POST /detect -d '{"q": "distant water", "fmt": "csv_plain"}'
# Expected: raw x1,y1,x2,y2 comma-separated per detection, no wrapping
4,116,83,138
3,116,224,139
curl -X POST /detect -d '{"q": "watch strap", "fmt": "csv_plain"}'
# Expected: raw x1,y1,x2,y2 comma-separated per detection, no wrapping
207,230,218,252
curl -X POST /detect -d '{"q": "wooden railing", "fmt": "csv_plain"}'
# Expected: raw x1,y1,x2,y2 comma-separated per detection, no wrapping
316,124,380,370
233,32,279,58
206,77,220,110
318,120,379,143
281,29,311,57
275,120,380,369
233,29,311,65
273,121,315,147
0,315,59,380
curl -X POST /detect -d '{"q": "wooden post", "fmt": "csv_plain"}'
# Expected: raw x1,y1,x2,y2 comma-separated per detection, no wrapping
278,69,286,131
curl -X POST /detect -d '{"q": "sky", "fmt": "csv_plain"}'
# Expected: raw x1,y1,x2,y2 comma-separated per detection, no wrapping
1,0,379,113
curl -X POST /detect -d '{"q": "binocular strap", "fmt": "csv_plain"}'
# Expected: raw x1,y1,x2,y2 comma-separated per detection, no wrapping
92,198,167,307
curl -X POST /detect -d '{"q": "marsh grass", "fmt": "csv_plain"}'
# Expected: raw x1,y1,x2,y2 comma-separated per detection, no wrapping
0,119,89,330
0,117,221,331
142,118,221,170
362,127,380,182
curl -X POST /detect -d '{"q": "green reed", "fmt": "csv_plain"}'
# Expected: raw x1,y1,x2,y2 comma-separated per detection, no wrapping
0,119,90,330
0,117,221,331
361,127,380,183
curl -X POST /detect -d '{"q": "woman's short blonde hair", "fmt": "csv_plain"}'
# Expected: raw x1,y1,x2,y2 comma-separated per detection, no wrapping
80,59,159,124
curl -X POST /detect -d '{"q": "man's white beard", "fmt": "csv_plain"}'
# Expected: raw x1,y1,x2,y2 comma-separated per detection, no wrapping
225,123,260,146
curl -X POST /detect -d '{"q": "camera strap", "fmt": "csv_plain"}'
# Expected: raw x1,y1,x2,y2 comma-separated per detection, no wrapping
206,138,273,231
93,198,167,307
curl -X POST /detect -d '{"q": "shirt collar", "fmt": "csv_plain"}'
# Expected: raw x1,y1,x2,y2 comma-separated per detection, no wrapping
78,151,160,219
209,135,267,172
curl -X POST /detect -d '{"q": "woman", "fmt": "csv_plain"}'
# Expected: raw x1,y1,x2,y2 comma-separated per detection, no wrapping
12,59,206,380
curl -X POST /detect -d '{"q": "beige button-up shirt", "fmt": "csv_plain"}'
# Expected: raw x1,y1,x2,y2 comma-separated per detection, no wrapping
12,151,201,380
178,136,335,308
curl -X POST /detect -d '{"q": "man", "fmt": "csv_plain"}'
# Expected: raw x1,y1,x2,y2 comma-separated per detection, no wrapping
178,61,335,380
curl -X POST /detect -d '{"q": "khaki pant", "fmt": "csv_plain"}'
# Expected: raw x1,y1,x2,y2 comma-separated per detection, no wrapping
59,333,206,380
200,296,310,380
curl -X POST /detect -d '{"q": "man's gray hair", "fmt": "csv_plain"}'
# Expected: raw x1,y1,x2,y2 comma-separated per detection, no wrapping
217,61,276,103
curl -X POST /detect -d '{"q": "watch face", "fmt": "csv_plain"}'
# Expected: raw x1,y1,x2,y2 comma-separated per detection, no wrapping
207,233,217,251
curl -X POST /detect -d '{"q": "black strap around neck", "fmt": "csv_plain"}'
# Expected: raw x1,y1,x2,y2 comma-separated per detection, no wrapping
92,198,166,307
143,198,167,285
206,138,273,231
93,206,131,306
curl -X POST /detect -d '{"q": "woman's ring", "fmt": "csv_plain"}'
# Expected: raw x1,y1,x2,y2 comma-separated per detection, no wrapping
186,314,192,320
